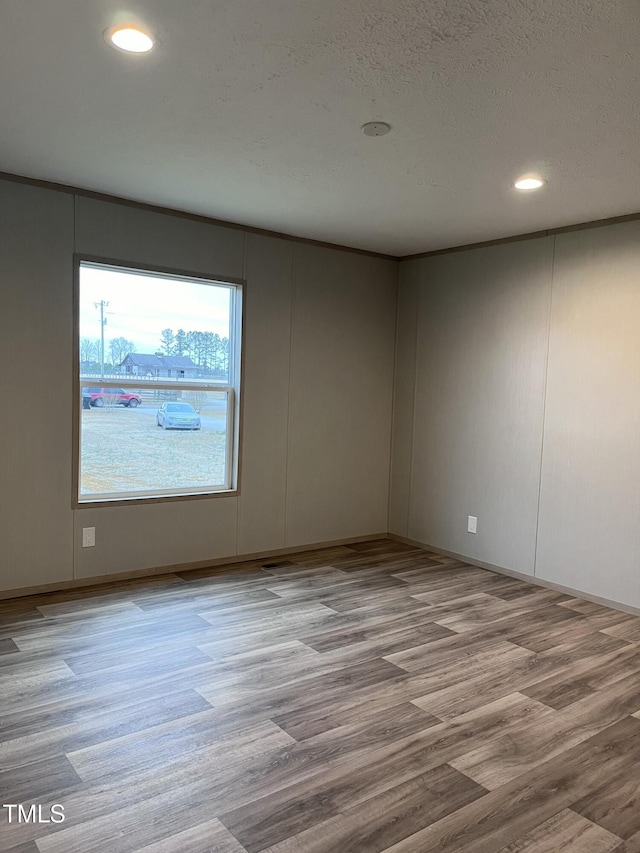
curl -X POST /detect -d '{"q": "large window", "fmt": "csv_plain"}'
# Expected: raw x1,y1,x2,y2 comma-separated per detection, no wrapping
76,260,242,504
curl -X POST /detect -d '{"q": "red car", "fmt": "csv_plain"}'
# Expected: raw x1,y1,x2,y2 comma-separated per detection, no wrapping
86,388,142,408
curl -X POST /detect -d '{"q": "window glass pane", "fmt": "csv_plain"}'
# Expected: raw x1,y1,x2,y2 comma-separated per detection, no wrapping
79,265,232,383
80,389,229,499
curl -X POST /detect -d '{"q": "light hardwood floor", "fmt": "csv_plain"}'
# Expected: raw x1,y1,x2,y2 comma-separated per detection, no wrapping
2,539,640,852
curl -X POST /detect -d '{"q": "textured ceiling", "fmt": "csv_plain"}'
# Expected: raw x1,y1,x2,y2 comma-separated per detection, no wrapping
1,0,639,256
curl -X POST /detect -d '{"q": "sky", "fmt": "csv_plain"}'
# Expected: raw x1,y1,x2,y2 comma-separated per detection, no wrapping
79,264,232,353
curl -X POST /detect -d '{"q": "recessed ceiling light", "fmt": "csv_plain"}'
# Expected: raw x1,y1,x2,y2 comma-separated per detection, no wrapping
362,122,391,137
514,176,545,190
108,26,154,53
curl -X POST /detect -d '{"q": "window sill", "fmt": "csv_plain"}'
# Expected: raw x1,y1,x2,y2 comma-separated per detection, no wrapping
73,488,239,510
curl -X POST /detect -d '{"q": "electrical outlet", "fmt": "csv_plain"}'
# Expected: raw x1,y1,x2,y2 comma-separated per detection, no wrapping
467,516,477,534
82,527,96,548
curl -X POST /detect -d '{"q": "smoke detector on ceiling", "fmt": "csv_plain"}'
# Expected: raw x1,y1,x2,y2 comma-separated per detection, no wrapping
362,122,391,137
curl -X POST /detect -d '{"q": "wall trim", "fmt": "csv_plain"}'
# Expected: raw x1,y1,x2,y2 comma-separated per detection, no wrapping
0,170,394,262
3,170,639,263
389,534,640,618
0,533,389,601
399,211,640,262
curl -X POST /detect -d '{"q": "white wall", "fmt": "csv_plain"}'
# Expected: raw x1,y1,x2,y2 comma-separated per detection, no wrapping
392,220,640,609
0,179,397,593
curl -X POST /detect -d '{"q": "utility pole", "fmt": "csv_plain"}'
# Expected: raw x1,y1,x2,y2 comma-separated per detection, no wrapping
94,301,109,378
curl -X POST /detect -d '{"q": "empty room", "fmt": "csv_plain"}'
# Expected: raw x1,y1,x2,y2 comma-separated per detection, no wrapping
2,2,640,851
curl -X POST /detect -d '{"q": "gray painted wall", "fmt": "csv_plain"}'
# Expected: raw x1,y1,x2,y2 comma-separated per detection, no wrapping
0,179,397,593
388,260,419,538
0,182,75,590
5,172,640,608
286,244,396,546
392,220,640,609
536,222,640,606
393,239,554,576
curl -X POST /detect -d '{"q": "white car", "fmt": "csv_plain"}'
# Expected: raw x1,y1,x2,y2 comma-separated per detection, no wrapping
156,402,201,430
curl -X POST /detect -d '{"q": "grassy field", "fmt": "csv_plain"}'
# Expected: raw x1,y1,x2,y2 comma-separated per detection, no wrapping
80,408,227,496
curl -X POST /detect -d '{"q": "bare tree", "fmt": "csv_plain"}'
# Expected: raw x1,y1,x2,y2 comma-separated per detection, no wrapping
80,338,99,363
109,337,135,369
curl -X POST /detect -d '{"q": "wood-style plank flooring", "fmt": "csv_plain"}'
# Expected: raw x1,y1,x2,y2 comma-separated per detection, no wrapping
2,539,640,852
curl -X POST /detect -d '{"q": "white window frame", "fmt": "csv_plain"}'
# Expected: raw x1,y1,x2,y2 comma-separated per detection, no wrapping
74,257,244,507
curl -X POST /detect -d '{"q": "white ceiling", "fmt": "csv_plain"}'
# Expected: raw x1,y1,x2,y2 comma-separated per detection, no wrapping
1,0,639,256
